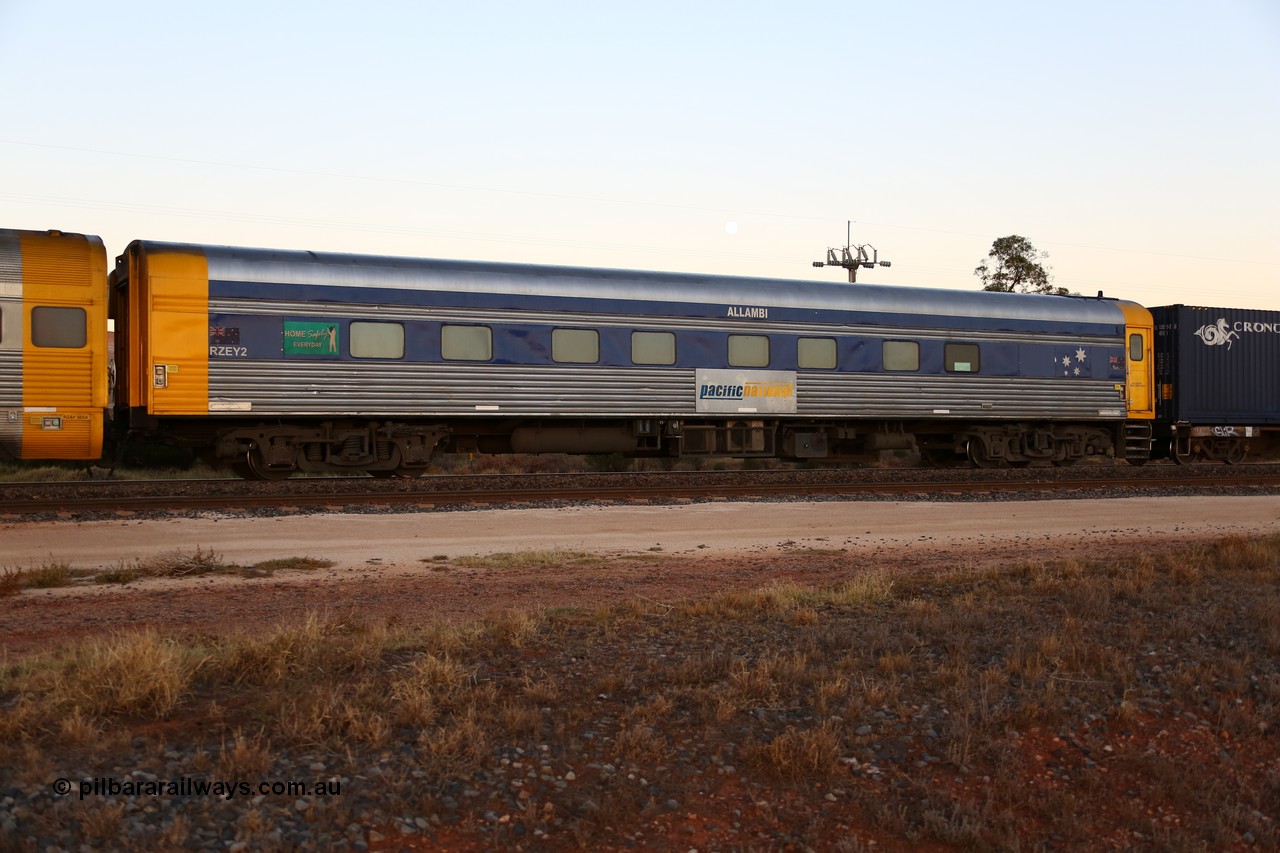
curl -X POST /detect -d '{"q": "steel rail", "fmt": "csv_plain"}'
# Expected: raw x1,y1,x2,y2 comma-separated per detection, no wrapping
3,469,1279,517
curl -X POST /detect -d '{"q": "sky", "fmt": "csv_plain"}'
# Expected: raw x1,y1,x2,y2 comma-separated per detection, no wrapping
2,0,1278,310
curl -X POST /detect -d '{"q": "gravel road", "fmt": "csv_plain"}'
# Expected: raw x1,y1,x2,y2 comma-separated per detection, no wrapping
6,495,1279,575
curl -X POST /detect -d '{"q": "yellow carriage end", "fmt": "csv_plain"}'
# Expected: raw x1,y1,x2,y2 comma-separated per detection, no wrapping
13,230,109,459
119,244,210,416
1115,300,1155,420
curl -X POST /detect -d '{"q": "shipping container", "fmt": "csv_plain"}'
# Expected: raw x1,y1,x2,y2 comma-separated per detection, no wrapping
1151,305,1280,462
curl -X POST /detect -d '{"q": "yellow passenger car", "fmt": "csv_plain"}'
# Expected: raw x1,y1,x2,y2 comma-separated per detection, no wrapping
0,229,108,460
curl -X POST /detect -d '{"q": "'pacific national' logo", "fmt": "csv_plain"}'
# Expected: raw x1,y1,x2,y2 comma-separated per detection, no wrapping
1194,318,1239,349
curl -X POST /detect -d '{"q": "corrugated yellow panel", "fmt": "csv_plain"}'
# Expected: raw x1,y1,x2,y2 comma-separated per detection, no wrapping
21,411,103,459
19,231,107,459
1117,300,1154,420
143,249,209,415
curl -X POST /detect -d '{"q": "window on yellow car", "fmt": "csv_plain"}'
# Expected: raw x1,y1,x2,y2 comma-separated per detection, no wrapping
31,306,87,348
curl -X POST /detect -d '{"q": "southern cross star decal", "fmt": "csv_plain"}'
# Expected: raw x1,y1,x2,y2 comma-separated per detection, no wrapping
1060,347,1090,377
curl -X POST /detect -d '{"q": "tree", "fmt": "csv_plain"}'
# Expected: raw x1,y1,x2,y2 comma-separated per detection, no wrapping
973,235,1068,295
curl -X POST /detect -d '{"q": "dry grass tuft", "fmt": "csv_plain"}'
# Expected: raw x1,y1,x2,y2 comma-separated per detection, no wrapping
744,720,842,780
247,556,336,574
135,546,234,577
22,630,205,719
418,709,491,776
6,555,76,589
453,550,603,570
826,570,895,606
94,546,234,584
219,730,274,776
0,566,23,597
207,611,392,688
615,724,669,762
1212,534,1280,572
481,609,544,649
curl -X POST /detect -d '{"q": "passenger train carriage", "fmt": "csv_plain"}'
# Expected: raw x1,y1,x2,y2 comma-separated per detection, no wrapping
5,227,1276,477
0,230,108,461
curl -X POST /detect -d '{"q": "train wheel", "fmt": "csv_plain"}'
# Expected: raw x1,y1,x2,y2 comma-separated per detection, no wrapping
965,439,1003,469
243,449,292,480
1224,442,1247,465
1171,441,1196,466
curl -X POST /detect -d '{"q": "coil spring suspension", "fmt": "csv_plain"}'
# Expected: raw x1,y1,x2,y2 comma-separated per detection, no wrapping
341,434,364,458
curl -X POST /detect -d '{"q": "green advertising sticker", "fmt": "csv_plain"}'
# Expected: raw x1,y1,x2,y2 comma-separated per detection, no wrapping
283,321,340,357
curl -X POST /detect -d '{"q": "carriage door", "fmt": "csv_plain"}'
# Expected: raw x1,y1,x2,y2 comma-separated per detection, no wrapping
1117,301,1154,420
1125,326,1153,416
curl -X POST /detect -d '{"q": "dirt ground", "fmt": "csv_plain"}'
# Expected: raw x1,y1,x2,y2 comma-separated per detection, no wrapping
3,495,1278,659
3,495,1279,851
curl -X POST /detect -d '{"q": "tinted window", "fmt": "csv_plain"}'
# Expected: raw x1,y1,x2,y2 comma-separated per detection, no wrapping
552,328,599,364
798,337,837,369
883,340,920,372
728,334,769,367
350,322,405,359
1129,333,1144,362
944,343,980,373
32,306,87,348
441,325,492,361
631,331,675,365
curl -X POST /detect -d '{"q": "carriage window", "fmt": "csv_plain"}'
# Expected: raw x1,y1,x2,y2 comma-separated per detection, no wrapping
32,306,87,348
553,328,599,363
441,325,492,361
798,337,837,369
1129,334,1144,361
350,322,404,359
883,340,919,372
728,334,769,367
944,343,980,373
631,331,675,365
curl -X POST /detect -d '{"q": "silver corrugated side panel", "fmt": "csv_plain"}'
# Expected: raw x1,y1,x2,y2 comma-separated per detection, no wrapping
208,362,1125,421
0,232,23,458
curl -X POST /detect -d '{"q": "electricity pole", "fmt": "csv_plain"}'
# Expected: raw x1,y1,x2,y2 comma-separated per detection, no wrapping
812,221,892,282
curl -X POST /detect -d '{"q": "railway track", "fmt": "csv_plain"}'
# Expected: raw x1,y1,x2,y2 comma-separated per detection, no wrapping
3,465,1280,517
